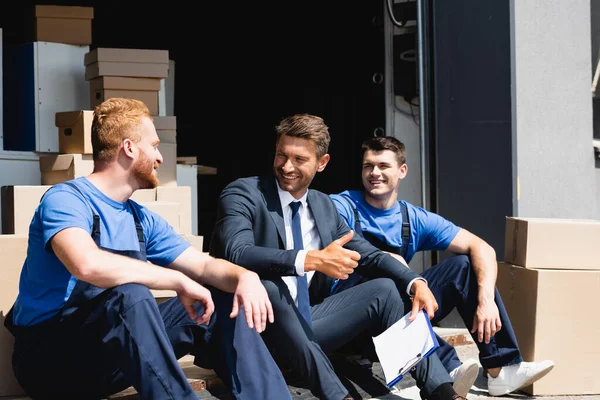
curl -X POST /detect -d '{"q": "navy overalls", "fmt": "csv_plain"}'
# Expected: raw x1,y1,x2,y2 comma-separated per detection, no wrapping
332,198,522,371
5,182,291,400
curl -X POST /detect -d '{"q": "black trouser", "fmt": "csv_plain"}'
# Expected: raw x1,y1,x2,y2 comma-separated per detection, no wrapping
261,277,452,400
11,283,291,400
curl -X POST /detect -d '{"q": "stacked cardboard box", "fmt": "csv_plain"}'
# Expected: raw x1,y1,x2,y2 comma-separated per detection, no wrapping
84,48,169,115
0,234,29,397
154,116,178,187
28,5,94,45
497,217,600,395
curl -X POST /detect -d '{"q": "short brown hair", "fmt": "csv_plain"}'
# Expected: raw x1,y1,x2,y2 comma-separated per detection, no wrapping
91,98,152,162
275,114,331,159
361,136,406,165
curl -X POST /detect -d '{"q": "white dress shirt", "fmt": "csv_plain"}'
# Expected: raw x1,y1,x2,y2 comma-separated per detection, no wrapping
276,185,322,306
275,182,423,303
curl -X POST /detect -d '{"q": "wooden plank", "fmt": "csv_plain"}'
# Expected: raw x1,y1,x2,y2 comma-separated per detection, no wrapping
107,378,206,399
197,165,217,175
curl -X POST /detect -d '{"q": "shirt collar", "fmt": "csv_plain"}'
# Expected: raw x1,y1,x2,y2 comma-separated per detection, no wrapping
276,180,308,211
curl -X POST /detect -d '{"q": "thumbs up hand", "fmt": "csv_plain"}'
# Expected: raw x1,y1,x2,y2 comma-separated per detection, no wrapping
304,230,361,279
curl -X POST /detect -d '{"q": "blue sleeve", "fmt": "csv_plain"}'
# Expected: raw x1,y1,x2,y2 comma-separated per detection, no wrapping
38,189,94,250
135,204,191,266
329,194,354,229
410,204,460,252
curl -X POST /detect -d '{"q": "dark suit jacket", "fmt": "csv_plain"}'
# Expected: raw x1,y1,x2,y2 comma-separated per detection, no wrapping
209,175,421,305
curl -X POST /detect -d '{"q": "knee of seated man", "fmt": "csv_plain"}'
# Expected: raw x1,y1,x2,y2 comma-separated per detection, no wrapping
261,278,294,306
365,278,401,301
446,254,472,271
110,283,155,307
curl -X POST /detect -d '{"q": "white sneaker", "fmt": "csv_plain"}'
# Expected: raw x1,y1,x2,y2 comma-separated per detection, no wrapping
487,360,555,396
449,359,480,398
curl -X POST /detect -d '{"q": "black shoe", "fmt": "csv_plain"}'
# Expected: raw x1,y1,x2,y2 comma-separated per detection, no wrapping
429,382,463,400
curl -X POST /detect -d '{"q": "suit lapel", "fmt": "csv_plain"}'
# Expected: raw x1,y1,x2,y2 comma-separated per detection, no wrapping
307,190,335,303
260,175,287,248
307,190,333,246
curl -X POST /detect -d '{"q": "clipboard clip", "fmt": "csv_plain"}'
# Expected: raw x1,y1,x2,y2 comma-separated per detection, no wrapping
399,353,422,376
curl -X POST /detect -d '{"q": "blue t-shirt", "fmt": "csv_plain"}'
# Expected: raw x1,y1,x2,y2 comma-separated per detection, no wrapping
13,177,190,326
329,190,460,264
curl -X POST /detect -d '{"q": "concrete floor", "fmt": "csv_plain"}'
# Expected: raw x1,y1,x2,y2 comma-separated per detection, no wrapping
2,328,598,400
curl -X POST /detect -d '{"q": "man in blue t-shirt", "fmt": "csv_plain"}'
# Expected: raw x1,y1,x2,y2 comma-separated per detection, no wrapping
4,98,290,400
330,136,554,397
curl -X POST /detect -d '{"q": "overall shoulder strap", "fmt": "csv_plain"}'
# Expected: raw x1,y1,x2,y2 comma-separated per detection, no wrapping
344,196,363,237
63,181,100,239
399,201,410,258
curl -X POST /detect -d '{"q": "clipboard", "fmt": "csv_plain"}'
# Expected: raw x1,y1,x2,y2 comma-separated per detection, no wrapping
372,310,440,388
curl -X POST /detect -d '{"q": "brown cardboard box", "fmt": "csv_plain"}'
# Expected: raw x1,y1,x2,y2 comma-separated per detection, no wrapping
153,116,177,131
140,201,181,233
39,154,94,185
154,116,177,144
157,143,177,187
84,48,169,81
32,5,93,45
157,186,192,236
56,110,94,155
84,48,169,65
1,185,52,234
85,62,169,80
497,262,600,395
153,116,177,186
183,234,204,251
92,89,159,115
90,76,162,92
0,234,29,396
504,217,600,270
89,77,161,115
130,188,157,203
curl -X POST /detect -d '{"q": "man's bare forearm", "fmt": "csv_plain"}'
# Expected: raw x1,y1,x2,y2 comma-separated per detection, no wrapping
470,241,497,302
72,247,187,291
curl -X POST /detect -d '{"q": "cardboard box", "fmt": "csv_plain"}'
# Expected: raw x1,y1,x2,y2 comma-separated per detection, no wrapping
39,154,94,185
157,186,192,236
504,217,600,270
84,48,169,81
497,262,600,395
129,188,157,203
92,89,159,115
0,234,29,396
153,116,177,186
85,62,169,81
1,185,52,234
32,5,93,45
56,110,94,155
183,234,204,251
84,48,169,65
140,201,181,233
157,143,177,187
154,116,177,144
89,77,161,115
